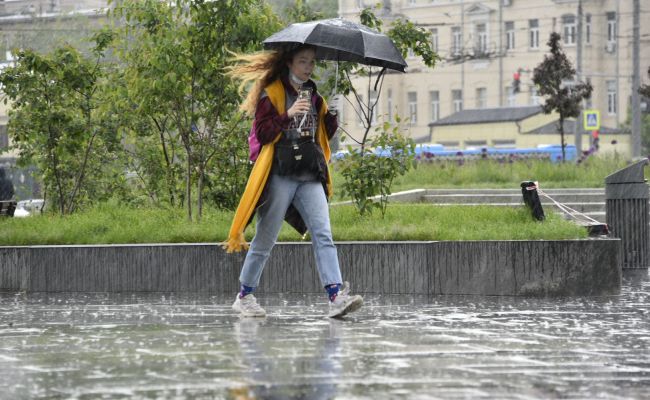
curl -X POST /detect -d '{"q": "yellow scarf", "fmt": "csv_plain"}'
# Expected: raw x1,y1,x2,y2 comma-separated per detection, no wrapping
222,78,333,253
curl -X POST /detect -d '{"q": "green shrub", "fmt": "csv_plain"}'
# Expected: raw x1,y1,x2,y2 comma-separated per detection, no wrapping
337,119,416,216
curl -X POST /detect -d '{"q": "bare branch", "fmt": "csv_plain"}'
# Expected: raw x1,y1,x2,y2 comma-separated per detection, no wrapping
336,125,363,145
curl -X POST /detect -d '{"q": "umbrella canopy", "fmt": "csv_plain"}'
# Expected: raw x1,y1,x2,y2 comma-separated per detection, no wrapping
263,18,407,72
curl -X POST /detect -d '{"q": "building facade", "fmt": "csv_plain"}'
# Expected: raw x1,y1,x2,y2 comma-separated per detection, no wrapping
338,0,649,157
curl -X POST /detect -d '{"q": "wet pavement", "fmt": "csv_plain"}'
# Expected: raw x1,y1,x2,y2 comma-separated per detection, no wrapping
1,271,649,400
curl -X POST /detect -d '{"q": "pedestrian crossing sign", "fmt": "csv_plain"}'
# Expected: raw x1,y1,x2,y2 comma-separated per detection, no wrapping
583,110,600,131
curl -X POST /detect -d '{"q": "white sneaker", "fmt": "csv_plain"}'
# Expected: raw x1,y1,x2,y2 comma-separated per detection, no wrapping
232,294,266,317
328,282,363,318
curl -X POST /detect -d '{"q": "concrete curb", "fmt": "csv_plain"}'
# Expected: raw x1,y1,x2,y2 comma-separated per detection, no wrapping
331,189,427,206
0,239,621,295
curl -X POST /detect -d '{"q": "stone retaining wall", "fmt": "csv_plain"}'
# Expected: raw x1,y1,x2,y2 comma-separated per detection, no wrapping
0,239,622,295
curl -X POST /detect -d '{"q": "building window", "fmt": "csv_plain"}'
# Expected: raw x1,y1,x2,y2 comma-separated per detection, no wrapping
439,140,460,149
492,139,516,148
452,26,462,56
562,15,576,45
529,85,540,105
386,88,393,122
0,126,7,149
607,12,616,43
429,91,440,122
452,89,463,112
529,19,539,49
607,80,617,115
506,86,516,106
505,21,515,50
585,14,591,44
465,140,487,148
408,92,418,124
430,28,439,53
476,87,487,109
475,23,488,54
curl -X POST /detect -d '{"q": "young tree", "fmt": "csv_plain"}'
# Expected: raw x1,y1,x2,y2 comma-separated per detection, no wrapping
638,67,650,155
109,0,281,220
0,31,119,214
325,6,438,215
533,32,592,162
639,66,650,98
329,7,437,153
100,64,184,208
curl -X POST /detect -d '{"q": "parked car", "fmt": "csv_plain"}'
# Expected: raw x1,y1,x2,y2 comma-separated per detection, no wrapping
14,199,45,217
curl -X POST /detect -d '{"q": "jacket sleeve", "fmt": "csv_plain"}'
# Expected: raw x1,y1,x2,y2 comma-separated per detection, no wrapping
254,96,291,145
324,112,339,140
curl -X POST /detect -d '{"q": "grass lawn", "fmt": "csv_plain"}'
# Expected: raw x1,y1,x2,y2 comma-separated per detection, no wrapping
330,156,633,199
3,157,625,245
0,203,587,246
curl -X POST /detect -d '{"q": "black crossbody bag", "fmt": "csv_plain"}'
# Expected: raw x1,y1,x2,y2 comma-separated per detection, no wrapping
274,137,322,176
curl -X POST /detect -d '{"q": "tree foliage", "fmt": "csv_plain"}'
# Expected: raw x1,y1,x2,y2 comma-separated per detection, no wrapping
0,1,432,219
108,0,281,220
0,32,120,214
328,6,437,215
533,32,592,162
337,117,416,216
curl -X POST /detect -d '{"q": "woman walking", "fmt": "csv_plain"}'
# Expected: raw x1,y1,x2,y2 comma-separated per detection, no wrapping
224,44,363,318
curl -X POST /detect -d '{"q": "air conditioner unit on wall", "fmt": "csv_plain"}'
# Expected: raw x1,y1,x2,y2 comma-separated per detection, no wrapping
606,42,616,53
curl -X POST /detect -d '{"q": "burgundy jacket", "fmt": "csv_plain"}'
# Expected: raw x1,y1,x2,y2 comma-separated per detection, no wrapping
254,75,338,144
251,75,339,235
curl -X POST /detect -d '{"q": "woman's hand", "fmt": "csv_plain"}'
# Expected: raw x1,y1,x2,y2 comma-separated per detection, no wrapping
287,99,310,118
327,95,341,116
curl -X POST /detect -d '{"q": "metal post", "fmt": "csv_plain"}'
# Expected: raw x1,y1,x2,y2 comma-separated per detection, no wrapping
574,0,583,155
460,0,465,107
632,0,642,158
498,0,503,107
615,0,620,129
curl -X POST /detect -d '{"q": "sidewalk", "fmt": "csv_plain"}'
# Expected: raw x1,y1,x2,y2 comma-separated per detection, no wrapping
1,270,648,399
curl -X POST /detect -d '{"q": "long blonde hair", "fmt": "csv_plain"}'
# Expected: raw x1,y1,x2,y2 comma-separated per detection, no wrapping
227,45,315,116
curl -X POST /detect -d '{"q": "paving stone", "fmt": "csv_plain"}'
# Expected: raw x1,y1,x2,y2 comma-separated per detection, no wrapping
0,270,648,399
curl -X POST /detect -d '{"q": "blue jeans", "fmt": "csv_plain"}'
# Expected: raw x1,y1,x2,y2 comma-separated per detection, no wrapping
239,174,342,288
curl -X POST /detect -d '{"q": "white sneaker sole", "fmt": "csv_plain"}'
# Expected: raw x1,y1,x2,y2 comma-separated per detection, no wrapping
232,300,266,318
329,295,363,318
232,307,266,318
239,311,266,318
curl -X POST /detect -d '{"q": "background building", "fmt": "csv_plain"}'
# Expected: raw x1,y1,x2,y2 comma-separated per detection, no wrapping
338,0,649,157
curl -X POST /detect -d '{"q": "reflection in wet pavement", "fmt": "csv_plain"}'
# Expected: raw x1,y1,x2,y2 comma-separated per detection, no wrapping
1,271,649,399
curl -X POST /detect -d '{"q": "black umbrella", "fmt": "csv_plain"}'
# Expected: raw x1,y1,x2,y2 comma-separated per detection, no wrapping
263,18,407,73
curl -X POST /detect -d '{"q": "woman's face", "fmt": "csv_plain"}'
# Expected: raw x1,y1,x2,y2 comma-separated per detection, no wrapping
287,48,316,82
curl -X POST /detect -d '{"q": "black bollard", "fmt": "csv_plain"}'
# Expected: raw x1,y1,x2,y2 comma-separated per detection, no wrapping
521,181,545,221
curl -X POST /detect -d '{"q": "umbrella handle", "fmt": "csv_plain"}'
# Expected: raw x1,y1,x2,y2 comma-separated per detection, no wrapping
334,61,338,95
